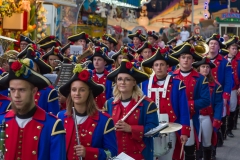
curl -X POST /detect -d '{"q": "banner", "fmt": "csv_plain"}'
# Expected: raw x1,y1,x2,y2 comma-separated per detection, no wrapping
42,0,77,7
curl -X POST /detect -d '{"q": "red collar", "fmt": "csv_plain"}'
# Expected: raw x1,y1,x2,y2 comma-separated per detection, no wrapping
64,110,99,121
173,68,200,77
5,107,46,121
0,94,10,101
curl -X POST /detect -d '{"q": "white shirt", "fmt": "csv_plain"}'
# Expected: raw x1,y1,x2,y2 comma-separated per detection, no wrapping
16,117,32,128
76,115,88,125
180,31,190,42
176,39,183,46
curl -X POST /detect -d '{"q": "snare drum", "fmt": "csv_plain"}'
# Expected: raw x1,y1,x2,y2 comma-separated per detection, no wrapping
153,133,172,157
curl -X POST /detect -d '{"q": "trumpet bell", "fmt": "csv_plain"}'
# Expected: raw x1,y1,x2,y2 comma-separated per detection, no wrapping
142,66,153,75
192,41,209,55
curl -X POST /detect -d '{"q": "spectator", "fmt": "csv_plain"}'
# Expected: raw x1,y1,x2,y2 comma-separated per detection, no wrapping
157,34,165,48
180,26,190,42
167,23,179,41
122,29,132,45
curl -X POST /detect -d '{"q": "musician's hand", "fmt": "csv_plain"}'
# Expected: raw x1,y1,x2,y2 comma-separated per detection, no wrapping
74,145,86,157
115,120,132,132
180,135,188,144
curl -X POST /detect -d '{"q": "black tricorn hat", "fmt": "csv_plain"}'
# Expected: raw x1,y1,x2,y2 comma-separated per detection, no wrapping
171,42,203,61
142,48,179,68
147,31,159,40
61,42,73,54
25,47,53,74
37,35,56,45
17,44,35,58
20,34,34,44
192,56,216,69
206,33,226,49
128,29,146,42
167,37,178,45
102,34,118,46
68,32,90,43
42,46,64,62
59,64,105,98
39,40,58,50
224,36,239,49
93,40,109,50
111,46,134,61
88,46,114,66
136,41,157,54
107,59,149,84
219,48,229,56
0,59,51,91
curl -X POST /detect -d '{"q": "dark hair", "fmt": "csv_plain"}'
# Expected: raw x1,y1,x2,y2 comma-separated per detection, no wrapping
170,23,175,28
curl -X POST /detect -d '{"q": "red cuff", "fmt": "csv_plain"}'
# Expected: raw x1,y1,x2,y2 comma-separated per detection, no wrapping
181,125,191,137
223,92,230,100
131,125,144,141
212,119,222,129
188,100,195,118
85,147,99,159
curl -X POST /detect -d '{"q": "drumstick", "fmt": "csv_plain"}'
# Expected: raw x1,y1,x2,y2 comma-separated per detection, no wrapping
180,142,184,159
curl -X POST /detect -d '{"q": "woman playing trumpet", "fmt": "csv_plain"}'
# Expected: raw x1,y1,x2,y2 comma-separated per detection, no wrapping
57,64,117,159
104,59,158,160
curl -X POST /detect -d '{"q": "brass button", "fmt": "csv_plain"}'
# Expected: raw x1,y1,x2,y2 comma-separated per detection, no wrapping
37,93,40,96
87,143,90,146
136,110,138,112
37,126,41,129
89,132,92,135
168,103,170,106
19,135,22,138
20,130,23,132
32,151,36,155
5,149,7,152
92,124,95,127
5,124,8,127
18,146,21,149
173,116,175,118
6,134,8,138
17,157,20,160
19,141,22,144
35,99,37,102
141,144,144,147
65,120,67,123
18,152,21,154
170,111,173,113
34,136,38,140
94,154,98,158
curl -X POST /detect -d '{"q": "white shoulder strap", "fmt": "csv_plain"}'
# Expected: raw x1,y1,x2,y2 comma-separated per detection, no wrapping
162,75,171,98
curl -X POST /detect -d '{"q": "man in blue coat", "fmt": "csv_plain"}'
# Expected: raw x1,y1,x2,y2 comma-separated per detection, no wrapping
171,43,210,159
0,58,66,160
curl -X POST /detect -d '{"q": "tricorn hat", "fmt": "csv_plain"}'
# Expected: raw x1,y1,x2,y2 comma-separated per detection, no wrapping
42,46,64,62
111,46,134,61
147,31,159,40
59,64,105,98
128,29,146,42
102,34,118,46
88,46,114,66
192,56,215,69
0,58,51,91
68,32,90,43
20,34,34,44
142,48,179,68
206,33,226,49
107,59,149,84
136,41,157,54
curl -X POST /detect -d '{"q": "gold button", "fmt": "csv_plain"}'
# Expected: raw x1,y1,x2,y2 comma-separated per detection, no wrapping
34,136,38,140
135,116,138,119
35,99,37,102
190,92,192,94
167,98,169,100
5,124,8,127
87,143,90,146
19,135,22,138
170,111,173,113
92,124,95,127
136,110,138,112
19,141,22,144
32,151,36,155
140,132,143,134
89,132,92,135
37,126,41,129
140,136,142,138
5,149,7,152
168,103,170,106
37,93,40,96
65,120,67,123
141,144,144,147
18,146,21,149
94,154,98,158
20,130,23,132
6,134,8,138
173,116,175,118
17,157,20,160
18,152,21,154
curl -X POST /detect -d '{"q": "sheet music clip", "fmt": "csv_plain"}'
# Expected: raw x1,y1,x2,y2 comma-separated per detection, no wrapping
112,152,135,160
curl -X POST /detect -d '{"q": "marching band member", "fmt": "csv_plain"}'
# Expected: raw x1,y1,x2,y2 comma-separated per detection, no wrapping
37,35,59,53
17,47,60,115
61,42,72,57
102,34,118,58
0,67,11,113
224,37,240,138
136,41,157,60
193,57,223,160
19,34,34,51
147,31,159,48
88,47,114,109
104,59,159,160
0,58,66,160
141,48,190,160
68,32,90,51
42,46,64,72
57,64,117,159
128,29,146,51
205,33,232,148
167,37,178,48
111,46,134,69
171,43,211,159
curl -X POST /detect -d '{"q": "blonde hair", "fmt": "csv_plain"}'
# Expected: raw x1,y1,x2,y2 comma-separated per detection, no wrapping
65,88,99,116
114,55,129,68
112,84,143,102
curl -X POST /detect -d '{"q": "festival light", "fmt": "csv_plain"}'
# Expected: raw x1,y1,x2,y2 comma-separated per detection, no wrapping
204,0,210,19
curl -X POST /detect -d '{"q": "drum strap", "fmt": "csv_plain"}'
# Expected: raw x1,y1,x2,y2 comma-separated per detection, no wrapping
147,74,171,121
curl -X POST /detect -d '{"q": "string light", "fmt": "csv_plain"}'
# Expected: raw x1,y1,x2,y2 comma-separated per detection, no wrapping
204,0,210,19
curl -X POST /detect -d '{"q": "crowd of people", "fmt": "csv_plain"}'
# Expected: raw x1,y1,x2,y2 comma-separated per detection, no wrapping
0,27,239,160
